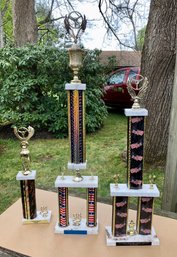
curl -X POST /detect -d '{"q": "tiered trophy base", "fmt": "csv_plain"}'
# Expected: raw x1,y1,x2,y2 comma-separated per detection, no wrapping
55,218,98,235
22,210,52,224
105,226,159,246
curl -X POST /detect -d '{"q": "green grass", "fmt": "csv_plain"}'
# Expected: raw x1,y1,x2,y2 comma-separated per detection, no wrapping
0,110,164,214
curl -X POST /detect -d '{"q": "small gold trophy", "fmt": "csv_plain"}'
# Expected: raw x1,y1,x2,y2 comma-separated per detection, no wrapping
40,206,48,217
14,126,34,175
128,220,135,236
114,174,119,188
127,75,149,109
73,213,82,226
149,174,156,189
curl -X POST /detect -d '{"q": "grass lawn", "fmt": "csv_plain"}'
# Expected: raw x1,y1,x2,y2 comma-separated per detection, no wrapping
0,109,164,214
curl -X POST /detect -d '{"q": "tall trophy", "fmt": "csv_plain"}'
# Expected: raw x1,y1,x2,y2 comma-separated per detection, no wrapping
15,126,51,224
54,12,98,235
105,75,160,246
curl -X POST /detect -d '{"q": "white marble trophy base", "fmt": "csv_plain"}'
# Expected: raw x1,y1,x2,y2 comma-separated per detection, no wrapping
16,170,37,180
55,175,98,188
124,108,148,117
105,226,159,246
110,184,160,197
22,210,52,224
67,162,87,170
55,218,98,235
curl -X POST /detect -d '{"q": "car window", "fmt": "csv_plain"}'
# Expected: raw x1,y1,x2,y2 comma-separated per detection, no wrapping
108,70,126,85
128,69,138,81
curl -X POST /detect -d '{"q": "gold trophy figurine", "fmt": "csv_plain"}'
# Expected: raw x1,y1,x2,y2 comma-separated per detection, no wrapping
127,75,149,109
128,220,135,236
73,213,82,226
14,126,34,175
149,174,156,189
113,174,120,188
64,11,87,84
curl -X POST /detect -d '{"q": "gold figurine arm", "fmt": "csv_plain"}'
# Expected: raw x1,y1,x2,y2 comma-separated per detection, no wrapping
14,126,34,141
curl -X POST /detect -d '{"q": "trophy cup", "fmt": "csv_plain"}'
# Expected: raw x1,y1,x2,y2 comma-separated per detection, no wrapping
15,126,51,224
55,12,98,235
105,75,160,246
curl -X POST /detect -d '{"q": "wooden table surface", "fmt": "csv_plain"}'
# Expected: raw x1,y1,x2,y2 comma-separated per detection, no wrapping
0,189,177,257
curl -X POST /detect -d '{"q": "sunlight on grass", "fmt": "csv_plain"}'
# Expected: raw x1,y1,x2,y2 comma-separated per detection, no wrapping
0,110,164,214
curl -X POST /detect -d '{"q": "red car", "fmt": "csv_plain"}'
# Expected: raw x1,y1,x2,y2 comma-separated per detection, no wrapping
103,67,140,108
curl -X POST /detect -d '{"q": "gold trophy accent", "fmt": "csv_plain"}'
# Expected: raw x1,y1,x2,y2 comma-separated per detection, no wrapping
128,220,135,236
73,169,83,182
113,174,119,188
127,75,148,109
73,213,82,226
64,11,87,84
40,206,48,217
60,167,65,180
14,126,34,175
149,174,156,189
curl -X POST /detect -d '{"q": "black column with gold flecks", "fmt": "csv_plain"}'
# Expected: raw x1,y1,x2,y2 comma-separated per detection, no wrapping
127,116,145,189
112,196,128,237
67,89,86,165
20,180,37,219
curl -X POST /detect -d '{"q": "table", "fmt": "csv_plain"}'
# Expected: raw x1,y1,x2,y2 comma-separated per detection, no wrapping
0,189,177,257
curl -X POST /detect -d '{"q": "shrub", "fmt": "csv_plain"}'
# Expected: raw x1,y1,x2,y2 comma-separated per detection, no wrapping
0,45,107,136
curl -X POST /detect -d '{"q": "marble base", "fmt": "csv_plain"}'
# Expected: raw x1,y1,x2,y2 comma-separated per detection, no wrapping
55,218,98,235
124,108,148,117
110,184,160,197
67,162,87,170
65,83,86,90
55,176,98,188
22,210,52,224
105,226,159,246
16,170,36,180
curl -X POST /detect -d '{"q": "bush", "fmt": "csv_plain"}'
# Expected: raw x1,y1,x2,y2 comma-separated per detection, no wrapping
0,45,108,136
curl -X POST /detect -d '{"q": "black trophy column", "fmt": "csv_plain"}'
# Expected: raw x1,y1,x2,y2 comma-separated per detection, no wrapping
127,116,145,189
112,196,128,236
137,197,154,235
20,180,37,219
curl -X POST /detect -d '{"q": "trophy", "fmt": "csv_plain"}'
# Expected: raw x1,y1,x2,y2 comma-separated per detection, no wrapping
55,12,98,235
105,75,160,246
15,126,51,224
127,75,148,109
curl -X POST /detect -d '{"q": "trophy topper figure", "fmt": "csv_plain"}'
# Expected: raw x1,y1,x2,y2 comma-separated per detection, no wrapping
127,75,149,109
64,11,87,44
14,126,34,175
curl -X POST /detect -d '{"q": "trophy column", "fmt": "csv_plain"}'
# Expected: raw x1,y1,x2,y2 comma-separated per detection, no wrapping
58,187,69,227
126,109,148,189
17,171,37,220
111,196,128,237
65,83,86,170
137,197,154,235
87,188,97,227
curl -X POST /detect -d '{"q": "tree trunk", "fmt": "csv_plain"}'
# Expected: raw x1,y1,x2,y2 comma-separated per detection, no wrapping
12,0,38,46
0,10,4,48
141,0,177,165
162,40,177,212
